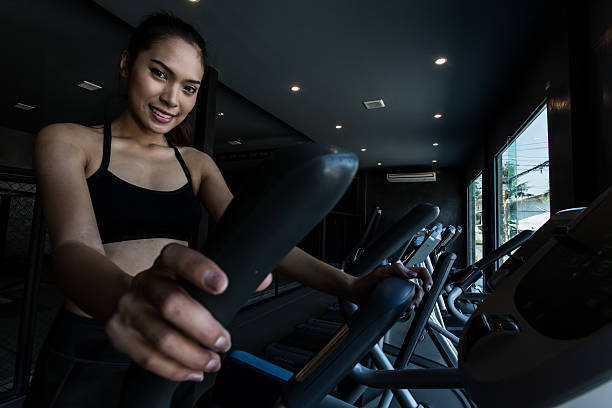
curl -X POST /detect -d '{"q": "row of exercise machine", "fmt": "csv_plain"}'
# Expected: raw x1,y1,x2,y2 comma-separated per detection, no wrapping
117,144,611,407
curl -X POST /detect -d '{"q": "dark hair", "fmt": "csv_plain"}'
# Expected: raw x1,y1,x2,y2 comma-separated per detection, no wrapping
127,12,208,147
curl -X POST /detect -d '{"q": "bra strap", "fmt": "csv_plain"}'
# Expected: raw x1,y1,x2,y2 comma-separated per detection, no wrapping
172,146,194,183
101,122,112,170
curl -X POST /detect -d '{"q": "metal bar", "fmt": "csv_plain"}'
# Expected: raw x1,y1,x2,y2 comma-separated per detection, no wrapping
394,253,456,371
447,286,469,323
0,195,11,259
369,345,419,408
14,194,45,394
376,391,394,408
428,320,460,345
426,326,458,367
351,364,462,389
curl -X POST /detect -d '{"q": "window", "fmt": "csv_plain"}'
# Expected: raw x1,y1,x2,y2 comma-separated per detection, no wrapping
468,173,483,264
496,105,550,247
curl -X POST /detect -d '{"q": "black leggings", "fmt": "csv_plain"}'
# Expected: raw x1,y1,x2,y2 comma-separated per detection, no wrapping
24,306,195,408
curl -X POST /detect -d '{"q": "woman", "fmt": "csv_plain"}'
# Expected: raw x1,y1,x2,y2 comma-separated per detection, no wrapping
25,12,431,407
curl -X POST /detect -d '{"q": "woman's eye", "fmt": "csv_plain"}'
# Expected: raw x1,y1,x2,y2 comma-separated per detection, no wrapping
184,86,197,94
150,68,166,79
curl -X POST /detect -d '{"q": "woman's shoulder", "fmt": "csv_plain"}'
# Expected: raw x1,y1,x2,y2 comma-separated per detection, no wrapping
176,146,215,168
37,122,104,158
38,122,102,145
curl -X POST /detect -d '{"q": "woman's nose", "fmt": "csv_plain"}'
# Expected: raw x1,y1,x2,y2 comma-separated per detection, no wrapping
160,85,179,107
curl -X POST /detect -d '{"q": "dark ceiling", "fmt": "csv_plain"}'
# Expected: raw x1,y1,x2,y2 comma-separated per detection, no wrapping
1,0,555,170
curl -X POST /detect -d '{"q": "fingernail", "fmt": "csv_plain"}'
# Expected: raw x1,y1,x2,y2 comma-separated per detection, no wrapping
205,359,220,372
204,270,227,292
410,304,416,310
426,285,432,292
214,336,231,352
186,372,204,382
406,270,418,277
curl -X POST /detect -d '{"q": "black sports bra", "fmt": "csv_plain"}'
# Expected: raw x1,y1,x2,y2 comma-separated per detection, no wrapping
86,123,202,245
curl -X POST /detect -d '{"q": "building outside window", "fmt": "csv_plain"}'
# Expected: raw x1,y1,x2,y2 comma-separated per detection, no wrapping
497,105,550,248
468,173,483,264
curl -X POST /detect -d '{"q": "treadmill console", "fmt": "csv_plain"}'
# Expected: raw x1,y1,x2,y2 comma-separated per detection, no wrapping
459,187,612,408
515,233,612,339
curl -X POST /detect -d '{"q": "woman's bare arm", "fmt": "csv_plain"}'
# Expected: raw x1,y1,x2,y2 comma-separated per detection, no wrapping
34,123,132,321
36,124,231,381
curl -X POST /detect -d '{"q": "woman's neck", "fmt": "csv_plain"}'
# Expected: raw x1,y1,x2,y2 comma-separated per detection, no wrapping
113,110,169,148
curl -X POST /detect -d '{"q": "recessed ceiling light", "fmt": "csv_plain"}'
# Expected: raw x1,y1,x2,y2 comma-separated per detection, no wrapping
377,162,382,166
432,160,438,163
433,142,439,147
14,102,36,111
435,57,447,65
361,148,367,152
434,113,443,119
75,80,102,91
335,124,342,129
217,112,225,117
290,85,301,92
188,0,200,2
363,99,385,110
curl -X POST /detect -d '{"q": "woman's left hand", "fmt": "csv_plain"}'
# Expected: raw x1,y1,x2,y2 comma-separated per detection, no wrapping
348,263,433,310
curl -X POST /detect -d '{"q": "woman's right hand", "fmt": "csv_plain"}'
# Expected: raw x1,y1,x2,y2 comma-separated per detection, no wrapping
105,243,233,383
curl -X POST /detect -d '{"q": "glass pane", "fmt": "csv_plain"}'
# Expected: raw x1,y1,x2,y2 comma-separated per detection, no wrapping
498,106,550,248
468,174,484,265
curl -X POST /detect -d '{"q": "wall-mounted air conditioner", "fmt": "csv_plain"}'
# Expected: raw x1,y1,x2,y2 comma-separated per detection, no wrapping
386,172,436,183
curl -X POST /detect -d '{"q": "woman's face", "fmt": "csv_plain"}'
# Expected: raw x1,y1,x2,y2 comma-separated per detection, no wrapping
124,36,204,135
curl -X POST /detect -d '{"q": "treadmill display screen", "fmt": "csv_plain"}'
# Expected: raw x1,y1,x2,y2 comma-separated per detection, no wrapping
514,236,612,339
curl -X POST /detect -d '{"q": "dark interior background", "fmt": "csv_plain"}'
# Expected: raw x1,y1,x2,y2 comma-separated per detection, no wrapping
0,0,612,405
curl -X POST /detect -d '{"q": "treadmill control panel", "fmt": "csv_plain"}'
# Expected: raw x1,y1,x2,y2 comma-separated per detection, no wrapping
514,233,612,339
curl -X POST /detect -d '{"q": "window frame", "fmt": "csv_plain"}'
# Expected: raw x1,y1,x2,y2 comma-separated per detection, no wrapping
494,100,549,251
467,172,483,265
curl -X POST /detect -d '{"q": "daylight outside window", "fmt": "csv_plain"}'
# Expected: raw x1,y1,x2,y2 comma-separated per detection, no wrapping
497,105,550,248
468,173,483,264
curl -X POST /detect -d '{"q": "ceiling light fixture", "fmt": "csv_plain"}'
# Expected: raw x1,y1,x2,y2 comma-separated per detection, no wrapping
361,148,367,152
432,160,438,163
433,142,439,147
217,112,225,117
434,113,443,119
228,140,243,146
188,0,200,2
363,99,386,110
75,80,102,91
290,85,301,92
335,125,342,129
435,57,447,65
377,162,382,166
14,102,36,111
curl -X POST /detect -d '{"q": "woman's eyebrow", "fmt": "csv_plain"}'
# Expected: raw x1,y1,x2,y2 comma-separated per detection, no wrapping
150,58,201,85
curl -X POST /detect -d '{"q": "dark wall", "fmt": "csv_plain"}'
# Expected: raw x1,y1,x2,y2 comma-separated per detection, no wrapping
589,1,612,198
363,167,467,267
465,0,612,258
0,126,35,170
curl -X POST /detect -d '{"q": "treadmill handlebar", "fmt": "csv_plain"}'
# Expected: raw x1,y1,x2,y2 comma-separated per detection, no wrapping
119,144,358,408
340,206,381,270
345,204,440,278
282,277,417,408
453,230,534,292
439,225,462,252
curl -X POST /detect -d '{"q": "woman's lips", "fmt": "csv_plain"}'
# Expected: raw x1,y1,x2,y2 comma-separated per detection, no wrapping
150,105,174,123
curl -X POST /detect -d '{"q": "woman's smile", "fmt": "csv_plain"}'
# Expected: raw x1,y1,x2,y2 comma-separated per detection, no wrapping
149,104,175,123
